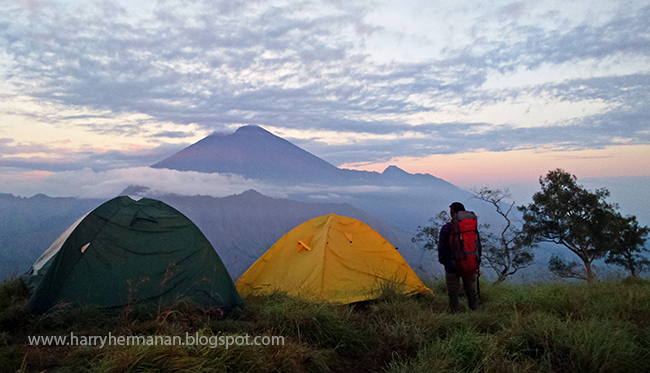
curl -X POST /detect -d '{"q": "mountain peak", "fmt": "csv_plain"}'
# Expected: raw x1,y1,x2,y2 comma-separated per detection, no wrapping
234,125,271,135
120,185,152,197
152,125,340,183
237,189,266,198
382,165,409,176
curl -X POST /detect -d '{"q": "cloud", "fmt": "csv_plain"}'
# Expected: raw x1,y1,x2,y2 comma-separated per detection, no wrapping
0,167,270,198
0,140,185,171
296,111,650,166
149,131,197,139
0,166,409,201
0,0,649,168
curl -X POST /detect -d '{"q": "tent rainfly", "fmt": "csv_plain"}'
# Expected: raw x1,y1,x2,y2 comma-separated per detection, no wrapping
236,214,432,303
26,196,241,313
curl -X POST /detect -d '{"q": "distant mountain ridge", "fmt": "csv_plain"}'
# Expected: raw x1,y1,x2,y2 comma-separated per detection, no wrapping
0,190,439,281
150,125,474,233
0,193,103,280
0,127,470,281
139,189,438,280
152,125,453,188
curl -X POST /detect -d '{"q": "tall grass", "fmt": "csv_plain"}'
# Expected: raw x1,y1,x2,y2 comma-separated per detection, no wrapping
1,277,649,373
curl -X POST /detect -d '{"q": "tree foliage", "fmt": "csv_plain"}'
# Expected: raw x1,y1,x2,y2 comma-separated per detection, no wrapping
472,187,535,283
519,168,648,281
605,215,650,277
548,254,590,281
412,210,450,251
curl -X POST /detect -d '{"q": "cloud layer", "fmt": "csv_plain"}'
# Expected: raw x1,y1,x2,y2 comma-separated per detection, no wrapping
0,165,409,201
0,0,649,169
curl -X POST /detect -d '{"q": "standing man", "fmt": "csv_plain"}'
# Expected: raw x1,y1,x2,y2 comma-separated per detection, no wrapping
438,202,480,312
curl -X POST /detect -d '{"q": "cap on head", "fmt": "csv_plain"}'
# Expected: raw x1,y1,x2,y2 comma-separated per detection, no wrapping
449,202,465,213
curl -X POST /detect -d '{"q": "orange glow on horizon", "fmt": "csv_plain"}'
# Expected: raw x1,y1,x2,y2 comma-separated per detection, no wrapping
2,170,55,182
340,145,650,188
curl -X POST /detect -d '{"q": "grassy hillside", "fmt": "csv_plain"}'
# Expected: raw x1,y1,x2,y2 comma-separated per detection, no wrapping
1,278,649,372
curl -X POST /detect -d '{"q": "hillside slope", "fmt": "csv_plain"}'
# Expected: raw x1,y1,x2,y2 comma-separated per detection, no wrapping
0,191,438,281
135,189,438,280
0,194,103,279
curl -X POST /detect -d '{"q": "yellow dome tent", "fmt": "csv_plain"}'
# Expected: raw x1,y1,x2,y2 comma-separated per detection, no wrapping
236,214,432,303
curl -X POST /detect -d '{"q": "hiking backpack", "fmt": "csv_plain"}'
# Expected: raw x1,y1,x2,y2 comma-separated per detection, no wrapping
449,211,481,276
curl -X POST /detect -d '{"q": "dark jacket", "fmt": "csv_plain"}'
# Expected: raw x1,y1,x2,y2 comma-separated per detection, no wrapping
438,221,455,273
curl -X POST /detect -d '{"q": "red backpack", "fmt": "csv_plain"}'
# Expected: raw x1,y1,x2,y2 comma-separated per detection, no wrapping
449,211,481,276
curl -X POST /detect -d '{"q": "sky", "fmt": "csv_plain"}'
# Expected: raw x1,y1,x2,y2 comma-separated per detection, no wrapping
1,0,649,211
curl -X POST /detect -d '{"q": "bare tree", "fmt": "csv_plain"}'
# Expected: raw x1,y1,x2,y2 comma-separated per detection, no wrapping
473,187,535,283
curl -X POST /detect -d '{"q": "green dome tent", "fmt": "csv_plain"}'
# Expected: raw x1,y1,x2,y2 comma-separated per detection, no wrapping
27,196,241,314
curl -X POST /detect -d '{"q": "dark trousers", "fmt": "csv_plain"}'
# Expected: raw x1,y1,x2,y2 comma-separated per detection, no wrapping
445,271,478,312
